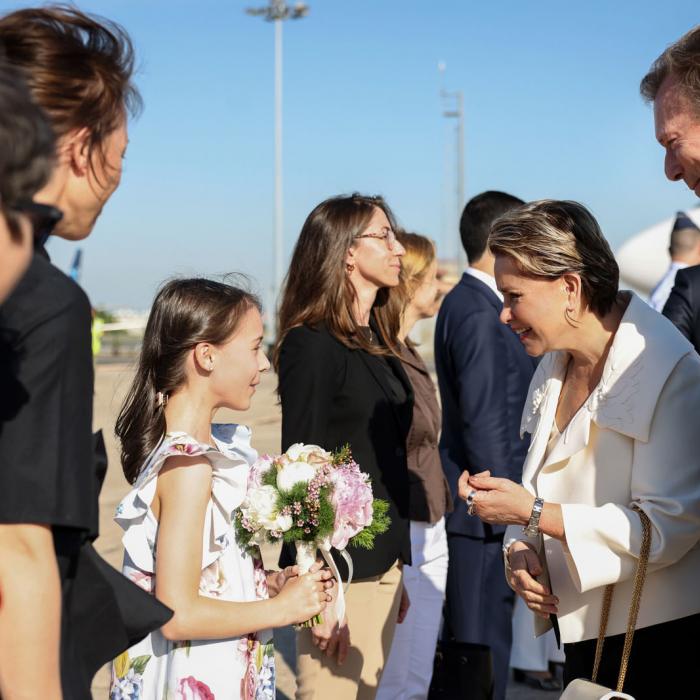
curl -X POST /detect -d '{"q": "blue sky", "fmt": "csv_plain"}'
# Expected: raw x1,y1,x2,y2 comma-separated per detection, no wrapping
21,0,700,309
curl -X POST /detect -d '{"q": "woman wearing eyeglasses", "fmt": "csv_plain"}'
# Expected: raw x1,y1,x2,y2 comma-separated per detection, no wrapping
0,8,170,699
274,193,413,700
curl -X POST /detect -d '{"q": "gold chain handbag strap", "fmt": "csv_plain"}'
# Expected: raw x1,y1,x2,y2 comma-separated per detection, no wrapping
590,506,652,691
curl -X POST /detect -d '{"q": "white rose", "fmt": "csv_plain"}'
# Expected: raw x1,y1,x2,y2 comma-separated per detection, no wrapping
285,443,331,462
276,461,317,492
241,485,280,530
274,513,294,532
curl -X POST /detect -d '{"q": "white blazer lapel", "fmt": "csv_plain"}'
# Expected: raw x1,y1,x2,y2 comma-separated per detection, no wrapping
520,352,567,491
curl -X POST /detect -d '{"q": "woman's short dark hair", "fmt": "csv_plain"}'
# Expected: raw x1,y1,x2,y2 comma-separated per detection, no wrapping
0,57,55,240
0,5,140,171
489,200,619,316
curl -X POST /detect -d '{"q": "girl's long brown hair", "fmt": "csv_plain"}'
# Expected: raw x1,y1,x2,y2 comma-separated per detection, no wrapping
116,278,260,484
274,193,402,369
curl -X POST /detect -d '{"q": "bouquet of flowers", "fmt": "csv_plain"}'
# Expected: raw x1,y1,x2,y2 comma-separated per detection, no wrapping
234,443,390,625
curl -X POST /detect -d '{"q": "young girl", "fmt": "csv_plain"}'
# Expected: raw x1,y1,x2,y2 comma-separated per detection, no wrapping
110,278,332,700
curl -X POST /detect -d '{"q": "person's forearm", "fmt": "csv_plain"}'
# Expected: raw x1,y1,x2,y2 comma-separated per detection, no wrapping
537,502,566,543
0,524,62,700
158,592,287,641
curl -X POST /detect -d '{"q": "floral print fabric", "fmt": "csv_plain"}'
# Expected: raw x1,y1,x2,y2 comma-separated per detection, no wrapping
110,425,275,699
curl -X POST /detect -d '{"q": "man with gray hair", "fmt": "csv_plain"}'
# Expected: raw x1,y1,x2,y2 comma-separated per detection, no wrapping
648,211,700,311
641,25,700,351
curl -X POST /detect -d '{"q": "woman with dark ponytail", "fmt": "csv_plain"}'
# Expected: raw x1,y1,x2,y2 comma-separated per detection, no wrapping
112,278,332,700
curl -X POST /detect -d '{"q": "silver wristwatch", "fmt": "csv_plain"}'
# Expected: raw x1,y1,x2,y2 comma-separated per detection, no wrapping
523,497,544,537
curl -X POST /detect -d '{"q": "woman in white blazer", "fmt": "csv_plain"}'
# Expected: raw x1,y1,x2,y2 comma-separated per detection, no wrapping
457,200,700,698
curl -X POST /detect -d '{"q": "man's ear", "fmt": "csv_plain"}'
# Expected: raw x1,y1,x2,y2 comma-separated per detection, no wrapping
66,127,91,177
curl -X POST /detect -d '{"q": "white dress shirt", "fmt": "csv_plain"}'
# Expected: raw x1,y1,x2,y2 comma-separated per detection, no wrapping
649,261,688,312
465,266,503,301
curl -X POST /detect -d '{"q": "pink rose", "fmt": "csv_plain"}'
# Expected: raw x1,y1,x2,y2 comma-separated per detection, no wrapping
329,462,374,549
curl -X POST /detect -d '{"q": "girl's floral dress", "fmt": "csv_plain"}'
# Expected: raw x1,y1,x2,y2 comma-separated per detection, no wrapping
110,424,275,700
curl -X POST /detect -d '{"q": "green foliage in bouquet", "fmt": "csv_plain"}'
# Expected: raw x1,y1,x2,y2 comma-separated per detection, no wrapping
348,498,390,549
281,481,336,543
332,444,353,466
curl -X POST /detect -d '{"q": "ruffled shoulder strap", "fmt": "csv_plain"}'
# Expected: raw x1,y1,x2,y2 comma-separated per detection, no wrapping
115,428,255,572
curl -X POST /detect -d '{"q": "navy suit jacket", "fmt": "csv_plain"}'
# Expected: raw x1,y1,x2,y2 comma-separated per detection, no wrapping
663,264,700,355
435,272,536,538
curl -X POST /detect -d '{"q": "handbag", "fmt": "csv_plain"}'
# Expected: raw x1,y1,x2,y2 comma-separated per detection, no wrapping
560,506,651,700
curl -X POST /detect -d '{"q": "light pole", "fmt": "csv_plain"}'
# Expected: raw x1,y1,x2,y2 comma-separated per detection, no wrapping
438,62,466,269
246,1,309,312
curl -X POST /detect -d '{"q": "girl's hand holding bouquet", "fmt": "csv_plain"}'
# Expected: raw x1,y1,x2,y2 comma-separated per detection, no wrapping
270,561,334,627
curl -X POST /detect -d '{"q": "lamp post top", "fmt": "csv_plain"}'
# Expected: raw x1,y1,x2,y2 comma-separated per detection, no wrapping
245,1,309,21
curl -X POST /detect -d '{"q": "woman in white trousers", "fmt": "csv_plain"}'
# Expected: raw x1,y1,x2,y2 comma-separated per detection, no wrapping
377,232,452,700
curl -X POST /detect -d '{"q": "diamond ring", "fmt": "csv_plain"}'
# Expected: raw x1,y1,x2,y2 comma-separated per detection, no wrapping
466,489,477,516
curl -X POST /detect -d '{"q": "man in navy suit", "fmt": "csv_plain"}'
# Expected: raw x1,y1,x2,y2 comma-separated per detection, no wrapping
434,191,535,700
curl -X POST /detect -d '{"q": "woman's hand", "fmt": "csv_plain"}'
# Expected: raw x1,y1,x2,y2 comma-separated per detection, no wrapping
507,541,558,619
309,579,351,665
460,471,532,526
457,469,473,503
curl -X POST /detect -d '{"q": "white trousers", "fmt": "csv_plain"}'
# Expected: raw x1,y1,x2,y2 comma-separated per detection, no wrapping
376,518,449,700
509,595,565,671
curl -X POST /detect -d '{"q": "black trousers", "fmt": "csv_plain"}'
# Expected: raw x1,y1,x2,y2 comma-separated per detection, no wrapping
442,534,514,700
564,612,700,699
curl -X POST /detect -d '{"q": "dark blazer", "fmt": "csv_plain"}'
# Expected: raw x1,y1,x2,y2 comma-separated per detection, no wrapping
663,264,700,354
277,322,414,580
434,272,536,538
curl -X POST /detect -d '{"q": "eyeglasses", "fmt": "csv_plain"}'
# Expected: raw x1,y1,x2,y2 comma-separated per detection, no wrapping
354,228,398,250
10,200,63,248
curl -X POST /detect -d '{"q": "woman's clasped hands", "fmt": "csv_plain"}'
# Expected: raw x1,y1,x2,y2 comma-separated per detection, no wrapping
457,470,559,618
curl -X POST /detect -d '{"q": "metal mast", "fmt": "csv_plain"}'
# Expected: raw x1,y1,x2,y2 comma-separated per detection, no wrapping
246,1,309,309
439,62,466,269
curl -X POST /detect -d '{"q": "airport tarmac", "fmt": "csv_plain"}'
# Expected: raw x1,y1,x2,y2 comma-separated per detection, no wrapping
91,363,555,700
